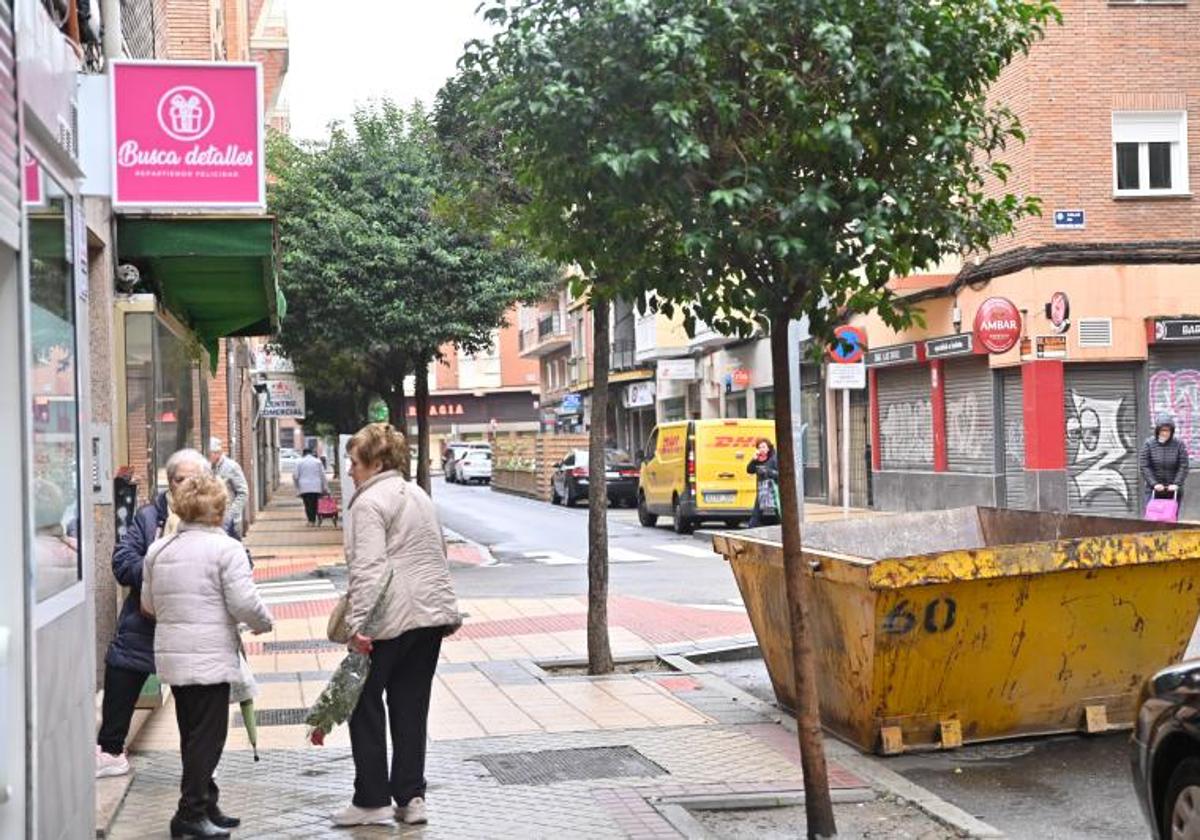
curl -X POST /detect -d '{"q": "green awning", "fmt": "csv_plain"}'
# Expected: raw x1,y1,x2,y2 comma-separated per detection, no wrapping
117,215,284,363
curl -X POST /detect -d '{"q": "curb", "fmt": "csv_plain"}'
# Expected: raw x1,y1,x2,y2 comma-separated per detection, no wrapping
679,659,1005,839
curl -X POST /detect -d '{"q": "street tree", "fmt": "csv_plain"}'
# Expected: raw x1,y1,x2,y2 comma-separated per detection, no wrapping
455,1,707,677
462,1,1057,835
267,106,556,491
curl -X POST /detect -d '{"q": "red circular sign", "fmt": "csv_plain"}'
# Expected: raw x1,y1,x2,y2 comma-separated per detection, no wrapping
829,325,867,364
973,297,1022,354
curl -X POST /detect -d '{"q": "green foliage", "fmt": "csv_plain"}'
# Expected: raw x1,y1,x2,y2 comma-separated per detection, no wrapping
460,0,1057,345
266,104,557,430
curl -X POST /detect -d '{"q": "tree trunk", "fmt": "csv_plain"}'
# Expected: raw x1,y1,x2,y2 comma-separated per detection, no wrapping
383,379,408,432
587,296,614,675
770,312,837,839
415,365,432,493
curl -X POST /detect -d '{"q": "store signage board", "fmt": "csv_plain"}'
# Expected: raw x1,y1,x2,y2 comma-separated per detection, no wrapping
973,297,1022,354
827,363,866,390
260,376,305,419
657,358,697,381
624,381,655,408
924,334,974,359
1155,319,1200,342
1053,209,1085,230
865,343,917,367
111,61,265,208
829,325,867,364
1036,334,1067,359
559,393,583,415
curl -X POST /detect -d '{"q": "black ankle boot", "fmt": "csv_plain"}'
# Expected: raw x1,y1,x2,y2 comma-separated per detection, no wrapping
206,807,241,829
169,815,231,838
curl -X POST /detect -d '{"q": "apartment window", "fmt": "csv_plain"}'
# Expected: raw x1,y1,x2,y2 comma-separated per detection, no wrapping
1112,111,1189,196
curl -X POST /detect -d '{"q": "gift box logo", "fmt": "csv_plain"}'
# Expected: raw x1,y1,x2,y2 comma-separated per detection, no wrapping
156,85,216,142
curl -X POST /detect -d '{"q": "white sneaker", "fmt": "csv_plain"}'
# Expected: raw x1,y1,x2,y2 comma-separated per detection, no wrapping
397,797,428,825
329,804,393,827
95,747,130,779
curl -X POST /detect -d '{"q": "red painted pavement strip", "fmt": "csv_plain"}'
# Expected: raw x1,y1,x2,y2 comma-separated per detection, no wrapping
741,723,865,788
264,598,341,621
653,675,702,693
447,543,487,567
253,559,320,582
450,596,750,645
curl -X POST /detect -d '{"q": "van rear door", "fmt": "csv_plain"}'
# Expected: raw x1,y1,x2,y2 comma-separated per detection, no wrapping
693,420,776,512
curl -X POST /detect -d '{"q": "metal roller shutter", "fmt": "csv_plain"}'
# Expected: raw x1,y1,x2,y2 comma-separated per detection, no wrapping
943,357,995,474
1064,365,1140,517
1147,346,1200,470
0,1,18,250
1000,369,1027,509
876,365,933,471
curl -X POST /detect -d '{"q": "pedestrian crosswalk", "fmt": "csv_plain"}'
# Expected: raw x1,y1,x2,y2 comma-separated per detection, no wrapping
256,578,337,604
519,541,721,566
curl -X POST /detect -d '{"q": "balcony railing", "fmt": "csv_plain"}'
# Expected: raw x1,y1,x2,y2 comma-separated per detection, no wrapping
611,340,636,371
538,312,563,339
519,311,571,357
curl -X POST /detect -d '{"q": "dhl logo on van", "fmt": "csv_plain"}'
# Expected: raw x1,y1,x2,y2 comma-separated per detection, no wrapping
712,436,770,448
659,436,683,455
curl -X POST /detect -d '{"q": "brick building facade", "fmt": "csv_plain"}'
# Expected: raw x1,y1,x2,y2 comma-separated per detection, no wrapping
850,0,1200,520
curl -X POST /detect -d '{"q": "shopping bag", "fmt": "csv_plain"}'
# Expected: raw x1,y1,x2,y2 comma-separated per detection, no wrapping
758,480,780,516
317,495,338,517
1145,493,1180,523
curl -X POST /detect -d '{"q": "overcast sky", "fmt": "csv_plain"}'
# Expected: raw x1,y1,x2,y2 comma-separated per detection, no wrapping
285,0,494,141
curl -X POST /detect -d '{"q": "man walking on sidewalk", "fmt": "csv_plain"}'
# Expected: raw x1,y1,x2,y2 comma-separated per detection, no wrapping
209,438,249,535
294,448,328,526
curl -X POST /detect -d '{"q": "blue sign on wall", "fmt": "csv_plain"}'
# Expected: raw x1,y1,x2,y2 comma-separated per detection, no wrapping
1053,209,1085,230
559,393,583,415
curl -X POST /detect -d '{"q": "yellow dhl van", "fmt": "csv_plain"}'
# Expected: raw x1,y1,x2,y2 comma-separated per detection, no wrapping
637,419,776,534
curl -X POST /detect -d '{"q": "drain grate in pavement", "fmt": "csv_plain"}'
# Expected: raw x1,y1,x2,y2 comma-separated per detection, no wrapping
262,639,344,652
234,707,310,727
470,745,667,786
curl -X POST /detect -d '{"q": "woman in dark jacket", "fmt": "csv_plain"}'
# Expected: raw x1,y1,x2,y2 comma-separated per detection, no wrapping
96,449,242,786
1140,414,1190,514
746,438,780,528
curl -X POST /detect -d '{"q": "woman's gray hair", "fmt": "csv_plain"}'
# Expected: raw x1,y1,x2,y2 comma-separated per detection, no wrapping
165,448,208,482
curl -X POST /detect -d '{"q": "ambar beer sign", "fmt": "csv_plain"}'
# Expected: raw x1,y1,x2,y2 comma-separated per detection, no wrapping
973,297,1022,354
111,61,265,208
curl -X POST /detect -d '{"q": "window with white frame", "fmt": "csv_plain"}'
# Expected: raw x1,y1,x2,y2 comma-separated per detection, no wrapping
1112,111,1189,196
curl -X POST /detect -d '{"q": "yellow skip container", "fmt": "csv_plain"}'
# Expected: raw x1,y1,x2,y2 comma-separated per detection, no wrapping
713,507,1200,754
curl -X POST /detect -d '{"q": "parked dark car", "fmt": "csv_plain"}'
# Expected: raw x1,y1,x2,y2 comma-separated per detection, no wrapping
550,449,640,508
1132,659,1200,839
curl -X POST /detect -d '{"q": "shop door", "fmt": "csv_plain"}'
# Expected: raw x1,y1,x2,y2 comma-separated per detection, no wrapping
1000,369,1027,509
875,365,933,471
1064,365,1140,517
835,388,871,507
1148,347,1200,519
943,358,995,475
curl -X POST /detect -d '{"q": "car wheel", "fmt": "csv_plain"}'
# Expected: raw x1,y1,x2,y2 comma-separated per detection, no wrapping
672,498,695,535
1165,758,1200,840
637,494,658,527
550,484,562,505
564,486,576,507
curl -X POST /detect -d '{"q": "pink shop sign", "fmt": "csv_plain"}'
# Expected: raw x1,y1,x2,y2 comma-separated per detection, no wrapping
111,61,265,208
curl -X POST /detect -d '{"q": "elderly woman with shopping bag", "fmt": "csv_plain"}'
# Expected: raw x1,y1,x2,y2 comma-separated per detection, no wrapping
142,473,273,839
324,423,461,829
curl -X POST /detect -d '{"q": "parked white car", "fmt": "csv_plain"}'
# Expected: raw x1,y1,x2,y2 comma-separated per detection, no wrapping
456,449,493,484
445,442,492,483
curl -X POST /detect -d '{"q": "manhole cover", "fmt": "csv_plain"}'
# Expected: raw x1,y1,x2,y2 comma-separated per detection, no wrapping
235,707,310,727
954,743,1037,762
470,746,667,786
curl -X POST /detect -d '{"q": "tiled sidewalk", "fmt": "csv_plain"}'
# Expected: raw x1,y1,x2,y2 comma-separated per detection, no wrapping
110,487,872,839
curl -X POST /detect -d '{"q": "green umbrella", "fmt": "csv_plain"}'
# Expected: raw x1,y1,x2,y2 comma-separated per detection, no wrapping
241,698,260,761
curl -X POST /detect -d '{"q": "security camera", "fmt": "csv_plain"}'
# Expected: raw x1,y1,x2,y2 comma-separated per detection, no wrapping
115,263,140,294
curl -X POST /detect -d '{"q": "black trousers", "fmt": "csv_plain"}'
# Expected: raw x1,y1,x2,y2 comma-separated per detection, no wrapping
349,627,444,808
300,492,321,523
172,683,230,822
97,663,151,755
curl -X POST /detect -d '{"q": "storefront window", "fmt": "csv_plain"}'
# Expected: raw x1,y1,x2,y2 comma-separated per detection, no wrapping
28,165,81,601
661,397,686,422
755,388,775,419
726,394,748,418
123,310,209,500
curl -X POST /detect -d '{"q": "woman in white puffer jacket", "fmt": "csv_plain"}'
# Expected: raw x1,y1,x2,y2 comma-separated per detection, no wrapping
143,473,273,840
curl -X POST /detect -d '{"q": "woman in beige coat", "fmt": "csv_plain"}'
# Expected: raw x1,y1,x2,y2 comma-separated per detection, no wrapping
143,473,273,839
331,423,460,829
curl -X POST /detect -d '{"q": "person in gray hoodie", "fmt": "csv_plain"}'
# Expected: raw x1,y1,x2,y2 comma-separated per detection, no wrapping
1140,413,1190,513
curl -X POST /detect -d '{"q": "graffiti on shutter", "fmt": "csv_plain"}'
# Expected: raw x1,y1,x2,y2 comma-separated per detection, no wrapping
1001,370,1026,509
944,358,994,474
877,366,933,470
1064,367,1138,516
1148,349,1200,463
